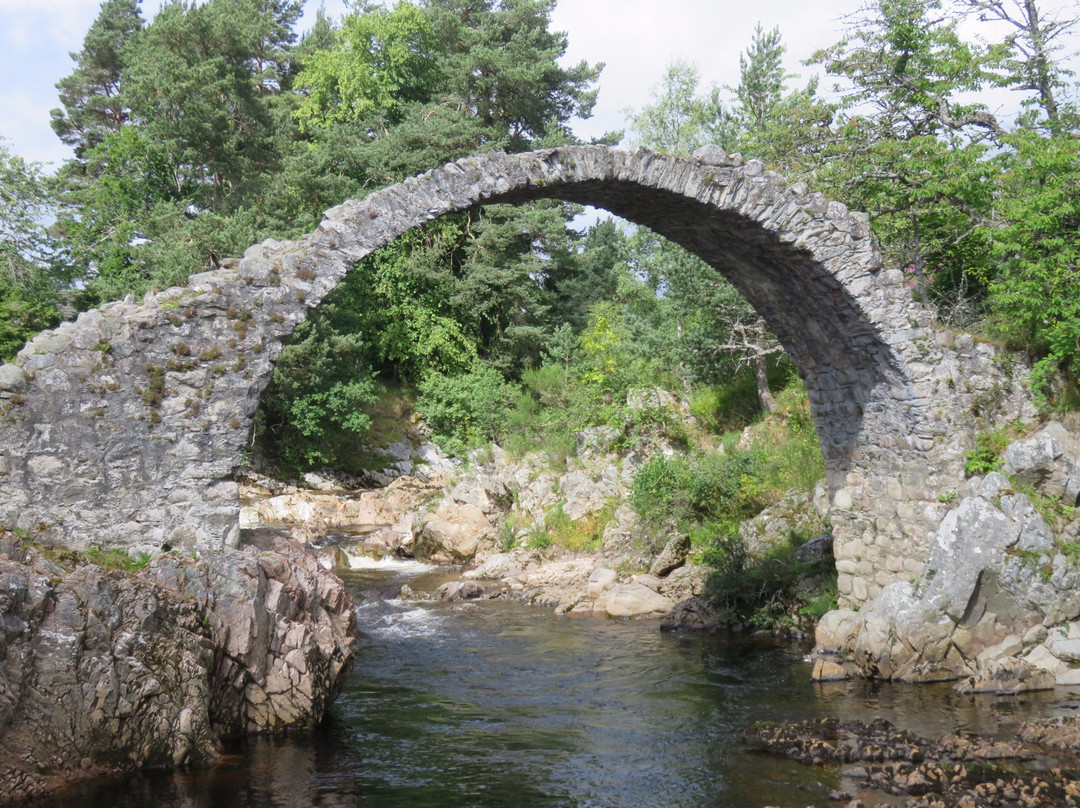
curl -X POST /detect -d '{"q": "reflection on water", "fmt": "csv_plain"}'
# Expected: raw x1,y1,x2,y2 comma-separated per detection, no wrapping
15,561,1080,808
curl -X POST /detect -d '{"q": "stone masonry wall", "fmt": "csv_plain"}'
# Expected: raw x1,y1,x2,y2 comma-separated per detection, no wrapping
0,146,1035,604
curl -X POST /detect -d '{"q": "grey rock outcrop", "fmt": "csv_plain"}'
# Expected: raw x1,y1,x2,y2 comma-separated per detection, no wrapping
0,535,356,803
739,489,827,556
1003,421,1080,506
1,549,218,801
814,425,1080,689
415,501,495,563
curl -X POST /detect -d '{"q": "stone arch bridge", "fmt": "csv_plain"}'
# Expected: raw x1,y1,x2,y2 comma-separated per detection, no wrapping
0,146,1030,607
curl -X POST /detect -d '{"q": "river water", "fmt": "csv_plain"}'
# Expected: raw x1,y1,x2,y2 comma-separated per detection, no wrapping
18,557,1080,808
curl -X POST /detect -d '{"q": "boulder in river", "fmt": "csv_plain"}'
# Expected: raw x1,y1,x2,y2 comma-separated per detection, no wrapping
598,583,676,618
0,532,356,803
415,501,495,563
435,580,485,601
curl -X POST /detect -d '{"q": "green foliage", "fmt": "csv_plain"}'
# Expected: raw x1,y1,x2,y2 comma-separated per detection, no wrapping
689,357,795,433
800,583,839,621
1013,481,1076,533
257,281,381,472
984,131,1080,403
629,376,822,546
424,0,603,149
963,427,1010,476
415,361,520,455
294,3,437,130
758,384,826,494
498,511,522,551
123,0,280,209
627,376,828,628
31,541,152,575
526,499,616,553
701,529,833,629
631,450,766,535
49,0,144,156
0,140,62,361
85,545,153,573
626,60,729,153
799,0,1080,403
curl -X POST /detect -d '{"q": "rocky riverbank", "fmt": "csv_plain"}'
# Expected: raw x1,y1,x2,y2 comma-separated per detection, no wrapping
750,714,1080,807
239,394,833,629
0,531,356,804
239,453,716,621
814,420,1080,692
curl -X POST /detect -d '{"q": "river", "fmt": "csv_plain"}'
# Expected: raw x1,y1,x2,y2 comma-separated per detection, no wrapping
15,556,1080,808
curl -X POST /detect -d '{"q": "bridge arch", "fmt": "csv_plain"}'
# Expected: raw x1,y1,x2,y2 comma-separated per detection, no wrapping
0,146,1029,605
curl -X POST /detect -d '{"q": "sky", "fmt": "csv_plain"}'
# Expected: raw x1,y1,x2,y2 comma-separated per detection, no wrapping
0,0,1077,170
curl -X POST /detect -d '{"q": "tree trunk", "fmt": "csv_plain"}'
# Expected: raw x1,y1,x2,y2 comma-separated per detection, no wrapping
754,352,778,413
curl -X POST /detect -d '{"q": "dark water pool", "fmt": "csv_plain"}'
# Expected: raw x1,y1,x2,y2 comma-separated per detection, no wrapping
17,558,1080,807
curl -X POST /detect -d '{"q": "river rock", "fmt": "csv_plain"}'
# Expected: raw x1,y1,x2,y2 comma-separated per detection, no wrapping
415,501,495,562
0,550,218,802
559,469,619,521
511,555,595,608
795,533,834,564
954,657,1056,695
600,503,649,568
599,583,676,618
587,567,617,599
435,581,484,601
144,532,356,735
414,441,460,478
811,659,850,681
814,608,861,654
649,533,690,577
464,552,524,581
660,595,725,631
739,489,826,557
239,476,442,545
451,478,494,513
302,470,346,491
0,533,356,803
656,565,707,602
921,495,1024,622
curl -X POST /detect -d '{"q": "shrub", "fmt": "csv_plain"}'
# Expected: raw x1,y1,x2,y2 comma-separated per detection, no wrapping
525,500,616,553
630,449,766,531
702,529,835,629
416,362,520,455
963,428,1011,477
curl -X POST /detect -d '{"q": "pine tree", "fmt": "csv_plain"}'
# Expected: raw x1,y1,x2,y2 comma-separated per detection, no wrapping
50,0,144,158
